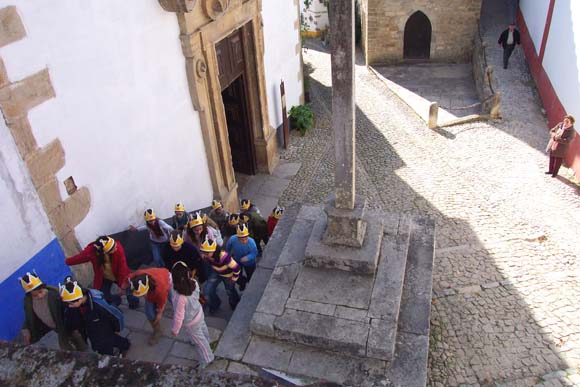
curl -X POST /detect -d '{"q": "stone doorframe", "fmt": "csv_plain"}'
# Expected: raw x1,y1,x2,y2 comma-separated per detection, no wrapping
158,0,279,211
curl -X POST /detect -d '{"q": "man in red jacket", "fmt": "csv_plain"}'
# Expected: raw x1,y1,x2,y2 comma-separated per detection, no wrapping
65,236,139,309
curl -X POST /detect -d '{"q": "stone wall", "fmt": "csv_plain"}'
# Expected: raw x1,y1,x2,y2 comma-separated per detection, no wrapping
364,0,482,64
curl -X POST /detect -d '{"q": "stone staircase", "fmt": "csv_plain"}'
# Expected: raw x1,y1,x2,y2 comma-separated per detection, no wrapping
216,204,435,387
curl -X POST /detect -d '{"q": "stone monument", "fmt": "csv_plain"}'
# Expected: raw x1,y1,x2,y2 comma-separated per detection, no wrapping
216,1,436,385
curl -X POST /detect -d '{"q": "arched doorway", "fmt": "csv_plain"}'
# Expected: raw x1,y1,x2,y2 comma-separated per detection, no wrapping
404,11,431,60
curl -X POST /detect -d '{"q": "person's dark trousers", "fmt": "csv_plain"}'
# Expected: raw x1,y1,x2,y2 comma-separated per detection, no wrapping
101,279,139,309
549,156,564,177
503,44,515,69
92,334,131,356
203,270,240,312
242,263,256,282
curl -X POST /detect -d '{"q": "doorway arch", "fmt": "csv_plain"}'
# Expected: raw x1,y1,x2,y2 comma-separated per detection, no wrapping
403,11,432,60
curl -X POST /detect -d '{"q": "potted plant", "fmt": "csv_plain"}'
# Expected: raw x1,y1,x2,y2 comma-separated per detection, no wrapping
289,104,314,136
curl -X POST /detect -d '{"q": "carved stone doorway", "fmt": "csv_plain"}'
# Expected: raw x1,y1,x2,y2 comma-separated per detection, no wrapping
404,11,432,60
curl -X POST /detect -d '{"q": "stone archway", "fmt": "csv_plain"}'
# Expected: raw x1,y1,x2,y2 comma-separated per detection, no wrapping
403,11,432,60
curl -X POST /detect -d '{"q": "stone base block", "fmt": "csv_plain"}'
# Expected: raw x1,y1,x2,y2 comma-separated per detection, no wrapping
323,194,368,247
305,215,384,274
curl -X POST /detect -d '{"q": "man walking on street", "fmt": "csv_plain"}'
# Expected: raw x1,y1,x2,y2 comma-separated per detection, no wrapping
498,23,520,69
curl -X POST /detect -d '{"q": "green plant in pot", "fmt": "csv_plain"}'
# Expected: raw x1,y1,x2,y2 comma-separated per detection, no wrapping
289,104,314,136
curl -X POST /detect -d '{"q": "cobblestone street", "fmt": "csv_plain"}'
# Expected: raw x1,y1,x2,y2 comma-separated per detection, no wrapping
280,36,580,386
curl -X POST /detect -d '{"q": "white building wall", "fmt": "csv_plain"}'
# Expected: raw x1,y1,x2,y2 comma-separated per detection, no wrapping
0,0,214,246
542,0,580,122
0,120,54,282
302,0,330,32
520,0,550,54
262,0,303,129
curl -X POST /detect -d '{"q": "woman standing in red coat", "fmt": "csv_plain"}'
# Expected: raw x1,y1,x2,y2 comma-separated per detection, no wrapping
546,114,576,178
65,236,139,309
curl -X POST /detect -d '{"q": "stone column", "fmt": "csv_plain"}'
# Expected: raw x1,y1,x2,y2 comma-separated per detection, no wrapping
323,0,367,248
331,0,356,210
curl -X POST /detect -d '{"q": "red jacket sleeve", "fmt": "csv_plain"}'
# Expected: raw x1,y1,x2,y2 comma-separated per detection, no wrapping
112,242,131,288
65,244,96,266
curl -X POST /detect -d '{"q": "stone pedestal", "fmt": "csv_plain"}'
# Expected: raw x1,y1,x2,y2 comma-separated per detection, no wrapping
322,194,367,247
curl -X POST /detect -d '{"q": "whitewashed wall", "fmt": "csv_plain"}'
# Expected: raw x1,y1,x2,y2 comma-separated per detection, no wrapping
0,0,213,246
262,0,303,129
520,0,550,54
542,0,580,123
302,0,330,32
0,121,54,282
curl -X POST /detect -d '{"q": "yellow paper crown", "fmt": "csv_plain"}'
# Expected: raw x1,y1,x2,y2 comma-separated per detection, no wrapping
237,224,249,238
19,272,43,293
170,232,184,247
229,213,240,226
144,208,157,222
188,212,204,228
96,236,115,254
240,199,251,210
200,236,217,253
131,276,149,297
273,206,284,219
174,202,185,212
211,200,222,210
59,280,83,302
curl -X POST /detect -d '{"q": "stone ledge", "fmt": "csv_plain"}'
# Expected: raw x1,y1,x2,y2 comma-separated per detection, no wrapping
305,214,384,274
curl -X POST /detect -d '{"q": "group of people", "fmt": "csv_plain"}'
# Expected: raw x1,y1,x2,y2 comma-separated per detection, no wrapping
20,198,284,368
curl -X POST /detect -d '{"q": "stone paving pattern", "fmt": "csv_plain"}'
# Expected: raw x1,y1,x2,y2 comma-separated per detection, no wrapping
281,16,580,385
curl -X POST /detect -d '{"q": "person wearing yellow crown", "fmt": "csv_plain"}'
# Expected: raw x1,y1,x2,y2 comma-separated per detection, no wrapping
267,206,284,237
225,224,259,282
208,199,229,235
20,272,87,351
171,202,191,231
199,237,243,313
223,213,240,242
240,198,261,216
240,207,269,257
65,236,139,309
162,230,207,283
60,277,130,356
130,208,174,268
170,261,214,367
184,211,216,250
126,267,171,345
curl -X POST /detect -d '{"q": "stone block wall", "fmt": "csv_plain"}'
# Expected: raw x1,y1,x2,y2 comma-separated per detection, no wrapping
364,0,481,64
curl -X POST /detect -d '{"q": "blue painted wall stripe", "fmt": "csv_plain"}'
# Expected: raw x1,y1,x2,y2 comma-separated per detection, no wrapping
0,238,71,341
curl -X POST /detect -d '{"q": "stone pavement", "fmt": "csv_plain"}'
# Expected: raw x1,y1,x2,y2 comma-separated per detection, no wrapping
278,35,580,386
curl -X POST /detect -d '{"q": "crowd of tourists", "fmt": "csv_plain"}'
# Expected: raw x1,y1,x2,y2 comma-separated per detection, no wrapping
18,198,284,368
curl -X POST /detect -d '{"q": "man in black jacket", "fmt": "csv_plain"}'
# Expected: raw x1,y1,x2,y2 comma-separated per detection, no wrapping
498,23,521,69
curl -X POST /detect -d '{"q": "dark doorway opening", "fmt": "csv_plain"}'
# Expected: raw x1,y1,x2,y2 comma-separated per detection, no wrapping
404,11,432,60
216,27,257,175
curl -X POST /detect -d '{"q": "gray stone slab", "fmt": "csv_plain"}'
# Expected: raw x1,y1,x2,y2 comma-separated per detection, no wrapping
286,298,336,316
381,211,401,236
259,204,300,270
305,215,383,274
334,305,369,322
256,263,301,316
273,309,369,356
386,332,429,387
227,361,259,376
272,161,301,179
291,266,373,309
164,355,197,367
250,312,276,337
215,266,272,361
288,345,388,386
368,231,410,321
242,336,294,372
367,318,396,361
171,341,200,360
205,359,229,372
258,177,291,198
278,219,314,266
397,216,435,336
125,331,173,363
121,308,147,330
296,204,324,221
